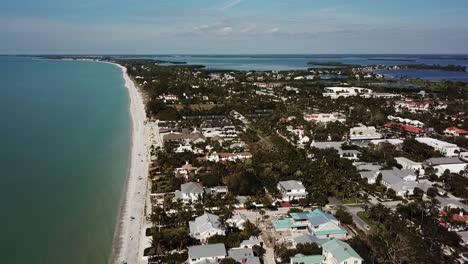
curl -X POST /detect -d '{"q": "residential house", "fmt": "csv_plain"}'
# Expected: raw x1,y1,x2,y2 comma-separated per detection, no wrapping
416,137,460,157
272,209,347,240
293,233,329,247
240,236,264,249
380,168,418,196
311,141,361,160
227,212,248,230
322,240,363,264
174,162,198,177
423,157,467,176
189,213,225,242
395,157,424,176
228,248,261,264
188,243,226,264
349,125,382,141
290,254,323,264
174,182,204,203
277,180,308,201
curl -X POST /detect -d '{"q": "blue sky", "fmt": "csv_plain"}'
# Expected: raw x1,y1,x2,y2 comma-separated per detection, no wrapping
1,0,468,54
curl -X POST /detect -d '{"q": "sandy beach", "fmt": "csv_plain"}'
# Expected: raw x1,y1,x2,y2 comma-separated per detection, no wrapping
104,61,153,264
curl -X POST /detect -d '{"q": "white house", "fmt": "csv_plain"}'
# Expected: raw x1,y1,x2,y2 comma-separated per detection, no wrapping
423,157,467,176
350,125,382,141
395,157,425,176
277,180,308,201
303,113,346,124
380,168,418,196
189,213,225,242
311,141,361,160
415,137,460,157
188,243,226,264
322,87,372,99
226,212,248,230
228,248,261,264
322,240,363,264
174,182,204,203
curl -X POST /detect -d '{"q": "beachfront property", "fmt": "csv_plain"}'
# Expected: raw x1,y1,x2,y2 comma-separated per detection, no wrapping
174,182,204,203
311,141,361,160
272,209,347,240
415,137,461,157
303,113,346,124
349,124,382,141
189,213,226,242
228,248,261,264
423,157,467,176
444,127,468,137
322,240,363,264
174,162,199,177
277,180,308,201
188,243,226,264
322,87,372,99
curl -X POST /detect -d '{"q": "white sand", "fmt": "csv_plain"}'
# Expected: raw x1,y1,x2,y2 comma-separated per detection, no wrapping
103,61,153,264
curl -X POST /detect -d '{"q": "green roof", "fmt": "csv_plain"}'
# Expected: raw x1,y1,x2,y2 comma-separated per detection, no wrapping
322,240,363,263
291,254,323,264
313,228,347,236
272,219,308,230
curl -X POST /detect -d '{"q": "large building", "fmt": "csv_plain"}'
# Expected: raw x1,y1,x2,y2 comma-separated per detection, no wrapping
415,137,460,157
349,125,382,141
322,87,372,99
303,113,346,124
423,157,467,176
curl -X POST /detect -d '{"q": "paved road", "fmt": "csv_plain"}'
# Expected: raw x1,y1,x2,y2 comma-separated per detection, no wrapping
328,197,369,234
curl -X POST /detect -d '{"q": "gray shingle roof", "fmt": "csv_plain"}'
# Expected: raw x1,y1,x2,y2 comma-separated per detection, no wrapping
425,157,465,166
181,182,204,194
279,180,305,191
228,248,261,264
188,243,226,259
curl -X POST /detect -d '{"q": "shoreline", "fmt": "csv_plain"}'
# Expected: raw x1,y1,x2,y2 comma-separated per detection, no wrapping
101,61,150,264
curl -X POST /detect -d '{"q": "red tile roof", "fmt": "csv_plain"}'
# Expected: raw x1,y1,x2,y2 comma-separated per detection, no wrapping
445,127,468,135
384,122,425,134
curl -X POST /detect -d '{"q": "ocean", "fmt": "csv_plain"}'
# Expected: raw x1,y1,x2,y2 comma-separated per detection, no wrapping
0,56,131,264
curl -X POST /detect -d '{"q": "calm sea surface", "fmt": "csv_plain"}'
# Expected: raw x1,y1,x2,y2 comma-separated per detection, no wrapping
0,56,130,264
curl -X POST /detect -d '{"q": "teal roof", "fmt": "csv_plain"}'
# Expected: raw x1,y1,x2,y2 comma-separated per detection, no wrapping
322,240,363,263
314,228,347,236
290,254,323,264
272,219,308,230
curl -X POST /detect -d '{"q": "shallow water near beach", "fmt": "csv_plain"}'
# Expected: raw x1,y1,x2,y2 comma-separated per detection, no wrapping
0,56,131,264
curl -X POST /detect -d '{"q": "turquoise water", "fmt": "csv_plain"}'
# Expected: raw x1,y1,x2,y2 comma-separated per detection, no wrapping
0,57,131,264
